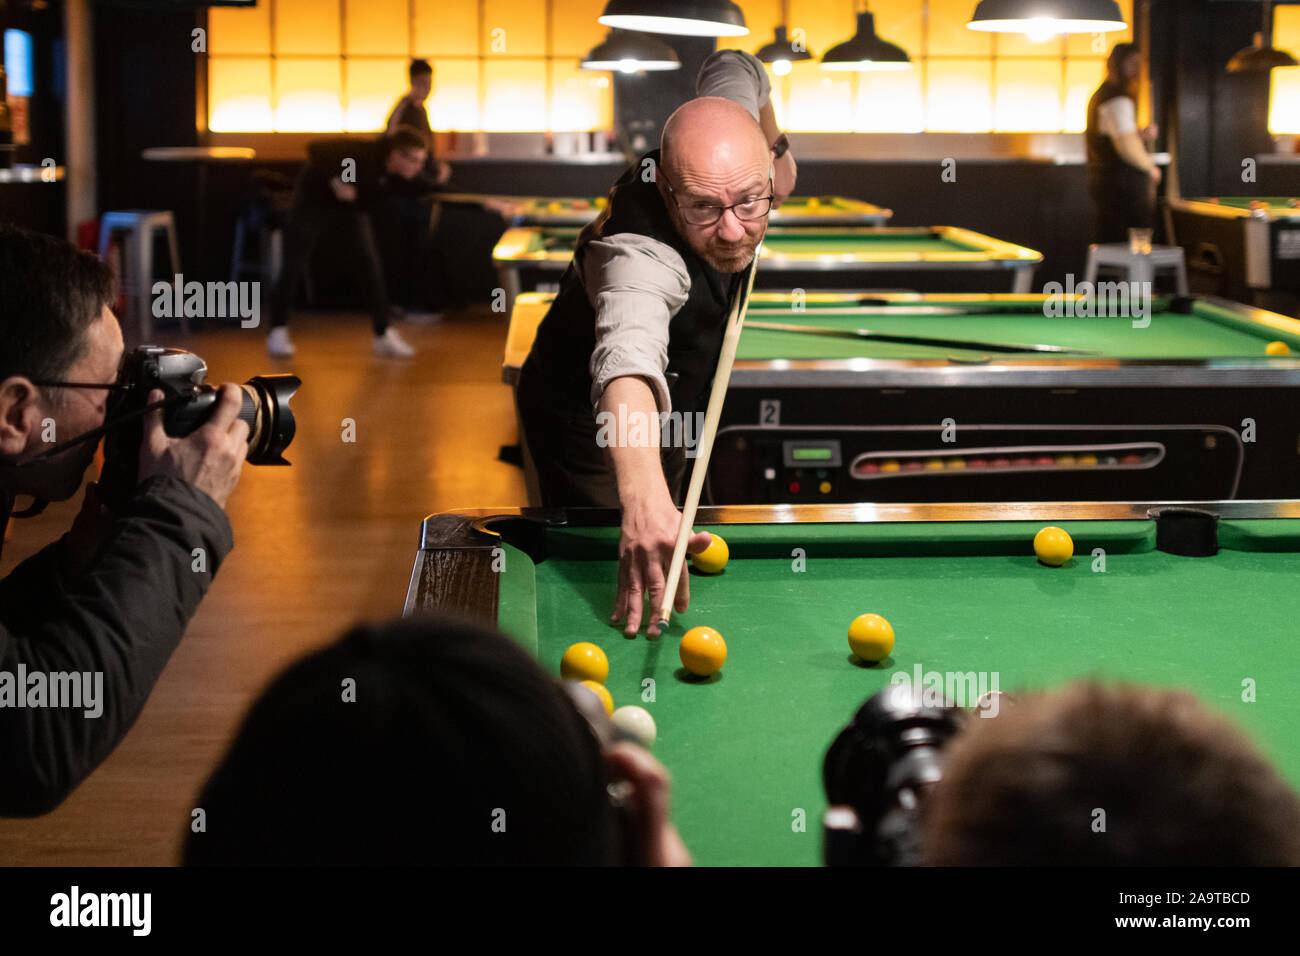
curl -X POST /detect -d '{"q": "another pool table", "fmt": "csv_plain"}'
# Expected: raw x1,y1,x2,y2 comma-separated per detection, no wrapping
404,500,1300,866
492,194,893,227
1165,196,1300,300
503,291,1300,502
493,225,1043,312
435,193,891,227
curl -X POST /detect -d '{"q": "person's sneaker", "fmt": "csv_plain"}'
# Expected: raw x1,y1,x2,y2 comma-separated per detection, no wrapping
267,326,295,358
373,327,416,357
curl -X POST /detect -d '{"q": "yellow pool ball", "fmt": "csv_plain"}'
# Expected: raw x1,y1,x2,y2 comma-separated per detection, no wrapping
579,679,614,715
680,626,727,677
561,642,609,683
847,613,894,663
1266,341,1291,356
1033,526,1073,567
691,533,729,574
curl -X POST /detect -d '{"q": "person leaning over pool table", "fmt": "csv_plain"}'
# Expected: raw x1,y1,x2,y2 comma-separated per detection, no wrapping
515,50,796,636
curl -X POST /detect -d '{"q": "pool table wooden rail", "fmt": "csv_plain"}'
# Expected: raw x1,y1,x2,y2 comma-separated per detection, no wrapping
404,500,1300,619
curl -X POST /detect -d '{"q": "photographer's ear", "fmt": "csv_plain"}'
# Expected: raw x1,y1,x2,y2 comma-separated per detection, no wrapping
0,376,44,456
604,742,691,867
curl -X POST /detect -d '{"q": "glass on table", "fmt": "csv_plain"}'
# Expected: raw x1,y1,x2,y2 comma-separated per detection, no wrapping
1128,228,1153,255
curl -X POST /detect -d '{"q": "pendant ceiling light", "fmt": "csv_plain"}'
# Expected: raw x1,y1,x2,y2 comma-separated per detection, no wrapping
756,26,814,76
598,0,748,38
1227,2,1297,73
821,11,912,72
581,30,682,72
967,0,1127,40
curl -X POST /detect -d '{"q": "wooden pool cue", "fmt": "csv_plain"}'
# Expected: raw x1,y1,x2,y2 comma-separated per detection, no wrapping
654,247,761,632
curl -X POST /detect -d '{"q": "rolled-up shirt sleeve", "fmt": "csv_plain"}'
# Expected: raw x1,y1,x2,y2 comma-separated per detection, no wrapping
578,234,690,413
696,49,771,122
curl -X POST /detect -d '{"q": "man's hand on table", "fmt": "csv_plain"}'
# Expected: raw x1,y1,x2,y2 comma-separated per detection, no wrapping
613,489,712,637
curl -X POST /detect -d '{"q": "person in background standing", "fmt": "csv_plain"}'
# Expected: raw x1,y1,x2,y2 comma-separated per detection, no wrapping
1086,42,1161,244
381,60,451,323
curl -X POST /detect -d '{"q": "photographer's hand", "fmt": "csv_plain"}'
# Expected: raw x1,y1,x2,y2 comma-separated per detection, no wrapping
138,385,249,508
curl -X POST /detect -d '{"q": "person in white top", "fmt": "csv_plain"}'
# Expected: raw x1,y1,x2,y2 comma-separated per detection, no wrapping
1085,43,1161,243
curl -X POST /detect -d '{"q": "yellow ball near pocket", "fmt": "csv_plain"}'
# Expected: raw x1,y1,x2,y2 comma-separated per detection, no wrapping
1033,526,1073,567
848,613,894,663
561,642,609,683
691,533,729,574
1266,340,1291,356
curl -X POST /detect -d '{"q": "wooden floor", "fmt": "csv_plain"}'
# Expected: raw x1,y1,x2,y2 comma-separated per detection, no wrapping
0,307,527,864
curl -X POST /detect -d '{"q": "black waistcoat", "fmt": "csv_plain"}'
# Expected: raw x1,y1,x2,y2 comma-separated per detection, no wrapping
1085,80,1144,193
521,149,739,417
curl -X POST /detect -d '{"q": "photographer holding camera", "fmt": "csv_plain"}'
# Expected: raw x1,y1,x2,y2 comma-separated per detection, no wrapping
0,224,248,816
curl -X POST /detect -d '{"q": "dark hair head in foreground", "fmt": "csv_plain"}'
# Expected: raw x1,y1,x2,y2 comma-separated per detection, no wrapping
184,615,620,865
0,222,115,388
923,681,1300,866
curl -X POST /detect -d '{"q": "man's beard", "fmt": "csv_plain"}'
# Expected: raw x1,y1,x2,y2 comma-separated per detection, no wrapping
700,242,756,274
666,199,760,273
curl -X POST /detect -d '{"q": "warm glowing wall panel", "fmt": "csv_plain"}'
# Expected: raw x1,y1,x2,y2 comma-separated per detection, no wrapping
789,0,855,60
551,0,608,58
274,59,343,131
928,0,992,56
784,73,855,132
207,3,270,55
344,0,407,56
1270,7,1300,134
416,0,478,57
854,69,924,132
738,0,780,55
483,0,546,56
428,59,480,131
926,59,993,131
344,58,408,132
482,60,548,131
550,62,612,131
208,58,273,132
273,0,340,56
994,59,1063,131
1270,67,1300,134
1064,58,1105,132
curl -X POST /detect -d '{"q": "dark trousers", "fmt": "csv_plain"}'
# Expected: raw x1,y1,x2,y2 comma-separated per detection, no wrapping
375,194,437,311
271,199,390,335
517,361,686,508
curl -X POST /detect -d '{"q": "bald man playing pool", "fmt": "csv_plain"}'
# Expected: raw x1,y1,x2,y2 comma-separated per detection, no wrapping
516,51,796,636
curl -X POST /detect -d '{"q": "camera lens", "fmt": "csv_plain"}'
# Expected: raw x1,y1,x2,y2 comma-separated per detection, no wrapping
240,374,300,465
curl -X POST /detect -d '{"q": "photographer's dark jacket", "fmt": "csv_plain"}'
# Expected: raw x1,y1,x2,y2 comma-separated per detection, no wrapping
0,476,233,816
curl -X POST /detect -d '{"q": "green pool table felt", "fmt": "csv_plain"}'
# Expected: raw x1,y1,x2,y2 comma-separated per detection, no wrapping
495,519,1300,866
735,298,1300,361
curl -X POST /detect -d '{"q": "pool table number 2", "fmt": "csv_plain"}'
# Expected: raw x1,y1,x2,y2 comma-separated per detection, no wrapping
761,400,781,427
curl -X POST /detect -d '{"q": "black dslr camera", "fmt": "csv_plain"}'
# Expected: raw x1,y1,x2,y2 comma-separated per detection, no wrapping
822,684,975,866
98,346,300,511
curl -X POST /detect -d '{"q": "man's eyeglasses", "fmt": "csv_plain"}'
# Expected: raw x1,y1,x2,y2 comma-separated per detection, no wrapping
661,170,773,226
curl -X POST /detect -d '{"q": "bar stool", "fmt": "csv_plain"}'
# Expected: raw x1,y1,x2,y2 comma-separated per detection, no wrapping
1084,243,1189,294
98,210,186,340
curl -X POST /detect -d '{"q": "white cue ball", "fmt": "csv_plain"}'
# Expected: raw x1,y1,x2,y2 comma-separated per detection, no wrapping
611,705,657,748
